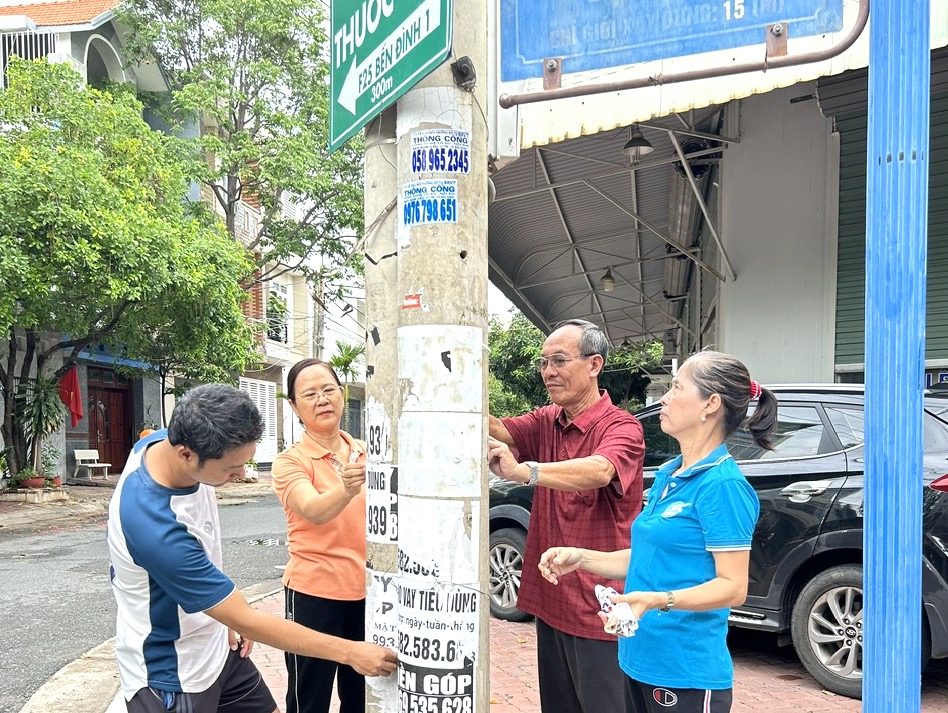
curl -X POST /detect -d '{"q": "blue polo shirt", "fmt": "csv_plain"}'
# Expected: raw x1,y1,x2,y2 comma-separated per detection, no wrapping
618,444,759,689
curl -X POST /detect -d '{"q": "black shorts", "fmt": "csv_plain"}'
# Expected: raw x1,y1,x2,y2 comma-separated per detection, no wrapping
628,679,733,713
126,648,277,713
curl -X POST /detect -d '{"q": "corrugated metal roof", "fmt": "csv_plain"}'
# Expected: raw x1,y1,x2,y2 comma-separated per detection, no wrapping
487,0,947,351
488,112,726,347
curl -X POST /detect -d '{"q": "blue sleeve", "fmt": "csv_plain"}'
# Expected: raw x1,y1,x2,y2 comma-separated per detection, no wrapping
696,473,760,550
121,490,235,613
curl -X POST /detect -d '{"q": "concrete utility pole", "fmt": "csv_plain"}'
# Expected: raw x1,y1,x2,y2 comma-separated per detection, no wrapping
363,0,489,709
363,106,402,710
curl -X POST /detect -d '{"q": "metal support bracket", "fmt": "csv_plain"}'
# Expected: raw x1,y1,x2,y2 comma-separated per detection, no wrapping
543,57,562,90
766,22,789,59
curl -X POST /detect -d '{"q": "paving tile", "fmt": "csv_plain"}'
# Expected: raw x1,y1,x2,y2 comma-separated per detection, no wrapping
250,593,948,711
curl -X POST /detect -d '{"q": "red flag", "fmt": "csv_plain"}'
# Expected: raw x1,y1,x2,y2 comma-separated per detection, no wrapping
58,366,83,428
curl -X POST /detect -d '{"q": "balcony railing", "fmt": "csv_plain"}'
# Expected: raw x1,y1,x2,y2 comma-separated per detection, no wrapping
2,31,58,88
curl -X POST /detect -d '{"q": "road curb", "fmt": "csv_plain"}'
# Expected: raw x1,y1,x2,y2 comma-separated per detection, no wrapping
18,638,120,713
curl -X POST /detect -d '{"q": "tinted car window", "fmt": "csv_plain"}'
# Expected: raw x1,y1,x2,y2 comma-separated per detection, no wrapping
825,404,948,452
925,412,948,450
763,406,827,458
824,406,863,449
727,405,826,460
638,409,680,468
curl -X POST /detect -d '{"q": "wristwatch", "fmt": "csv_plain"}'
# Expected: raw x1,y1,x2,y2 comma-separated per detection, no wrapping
524,461,539,487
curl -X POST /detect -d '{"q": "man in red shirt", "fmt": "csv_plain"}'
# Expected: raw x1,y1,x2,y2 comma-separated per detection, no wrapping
488,319,644,713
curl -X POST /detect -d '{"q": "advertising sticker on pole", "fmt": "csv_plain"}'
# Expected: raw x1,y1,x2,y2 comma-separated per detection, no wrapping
396,496,480,713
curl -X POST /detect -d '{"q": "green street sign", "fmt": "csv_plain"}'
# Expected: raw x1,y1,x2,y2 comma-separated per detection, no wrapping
330,0,454,153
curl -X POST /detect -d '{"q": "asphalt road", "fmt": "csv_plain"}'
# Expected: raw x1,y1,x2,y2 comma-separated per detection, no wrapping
0,495,288,713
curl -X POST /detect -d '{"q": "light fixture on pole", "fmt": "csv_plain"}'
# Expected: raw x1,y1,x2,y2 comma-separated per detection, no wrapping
600,267,615,292
622,124,654,164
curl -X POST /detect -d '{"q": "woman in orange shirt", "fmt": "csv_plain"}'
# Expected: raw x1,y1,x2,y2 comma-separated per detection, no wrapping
272,358,367,713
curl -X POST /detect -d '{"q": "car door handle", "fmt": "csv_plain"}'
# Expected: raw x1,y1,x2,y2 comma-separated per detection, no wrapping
780,481,833,503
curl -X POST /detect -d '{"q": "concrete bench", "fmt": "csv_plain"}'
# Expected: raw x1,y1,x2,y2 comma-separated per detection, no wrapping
72,449,112,481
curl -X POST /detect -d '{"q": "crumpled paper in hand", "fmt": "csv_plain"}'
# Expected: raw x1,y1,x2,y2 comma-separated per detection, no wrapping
595,584,638,637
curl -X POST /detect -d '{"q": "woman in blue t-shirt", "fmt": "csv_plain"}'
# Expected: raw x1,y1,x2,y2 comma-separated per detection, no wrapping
539,350,779,713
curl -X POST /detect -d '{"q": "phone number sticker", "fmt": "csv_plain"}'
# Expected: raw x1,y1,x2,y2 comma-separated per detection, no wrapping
410,129,471,175
367,464,398,543
401,179,459,227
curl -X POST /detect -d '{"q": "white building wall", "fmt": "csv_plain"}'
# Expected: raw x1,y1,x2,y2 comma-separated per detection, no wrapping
718,83,838,384
320,281,366,439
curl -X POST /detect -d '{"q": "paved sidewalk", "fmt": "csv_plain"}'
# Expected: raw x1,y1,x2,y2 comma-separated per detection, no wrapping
9,478,948,711
251,591,542,713
254,589,948,713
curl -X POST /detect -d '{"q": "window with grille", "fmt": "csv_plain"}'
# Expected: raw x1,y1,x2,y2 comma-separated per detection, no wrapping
267,283,289,343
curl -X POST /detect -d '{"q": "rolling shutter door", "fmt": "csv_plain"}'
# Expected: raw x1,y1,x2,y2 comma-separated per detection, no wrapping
824,50,948,369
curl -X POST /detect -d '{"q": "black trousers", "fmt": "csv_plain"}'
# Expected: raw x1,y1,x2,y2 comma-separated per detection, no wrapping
627,679,733,713
284,587,366,713
535,617,635,713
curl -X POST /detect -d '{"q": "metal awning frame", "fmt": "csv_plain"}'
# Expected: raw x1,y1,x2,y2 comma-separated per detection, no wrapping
489,108,737,346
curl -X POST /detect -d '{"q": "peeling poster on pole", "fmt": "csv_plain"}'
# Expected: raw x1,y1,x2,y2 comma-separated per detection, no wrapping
396,497,480,713
367,464,398,544
367,570,399,709
365,397,398,544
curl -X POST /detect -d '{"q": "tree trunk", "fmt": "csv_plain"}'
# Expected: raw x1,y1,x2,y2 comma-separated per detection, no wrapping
1,328,34,476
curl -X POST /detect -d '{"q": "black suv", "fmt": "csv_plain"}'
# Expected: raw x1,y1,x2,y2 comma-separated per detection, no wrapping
488,385,948,699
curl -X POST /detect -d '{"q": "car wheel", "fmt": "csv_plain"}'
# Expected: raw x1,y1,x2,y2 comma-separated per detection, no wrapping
790,564,931,699
489,527,532,622
791,565,864,698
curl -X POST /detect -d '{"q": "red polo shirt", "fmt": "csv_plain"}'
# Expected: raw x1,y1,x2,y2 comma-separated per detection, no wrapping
502,390,644,639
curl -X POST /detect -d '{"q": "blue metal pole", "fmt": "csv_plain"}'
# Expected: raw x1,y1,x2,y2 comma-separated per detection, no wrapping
864,0,930,710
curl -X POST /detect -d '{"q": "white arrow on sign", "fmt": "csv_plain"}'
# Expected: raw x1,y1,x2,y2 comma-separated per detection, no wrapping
337,0,441,115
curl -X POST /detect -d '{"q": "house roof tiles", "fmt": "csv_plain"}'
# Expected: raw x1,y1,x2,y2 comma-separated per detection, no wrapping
0,0,119,28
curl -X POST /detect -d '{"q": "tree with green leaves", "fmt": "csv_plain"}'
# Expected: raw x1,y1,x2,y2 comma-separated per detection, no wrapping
0,59,254,476
118,0,365,298
488,313,664,415
115,230,258,424
598,340,665,411
329,341,365,432
489,314,548,413
488,372,533,419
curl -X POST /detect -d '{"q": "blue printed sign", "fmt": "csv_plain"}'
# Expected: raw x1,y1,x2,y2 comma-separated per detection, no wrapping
401,179,459,227
500,0,844,82
410,129,472,174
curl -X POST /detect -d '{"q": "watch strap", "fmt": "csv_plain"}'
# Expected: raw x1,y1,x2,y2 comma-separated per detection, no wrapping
525,461,539,486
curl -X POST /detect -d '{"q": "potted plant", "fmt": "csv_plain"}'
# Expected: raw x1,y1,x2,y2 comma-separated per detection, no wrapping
243,458,259,482
12,373,66,482
41,445,62,487
11,467,44,489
